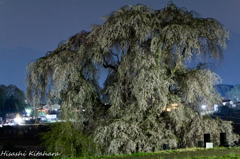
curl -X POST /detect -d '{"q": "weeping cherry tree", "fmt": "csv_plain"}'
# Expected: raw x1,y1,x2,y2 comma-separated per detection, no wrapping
26,2,239,157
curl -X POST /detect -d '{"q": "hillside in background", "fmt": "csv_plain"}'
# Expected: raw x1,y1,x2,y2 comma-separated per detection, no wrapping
214,84,240,101
214,84,234,98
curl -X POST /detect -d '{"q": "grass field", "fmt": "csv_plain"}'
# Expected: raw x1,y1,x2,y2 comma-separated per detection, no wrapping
75,147,240,159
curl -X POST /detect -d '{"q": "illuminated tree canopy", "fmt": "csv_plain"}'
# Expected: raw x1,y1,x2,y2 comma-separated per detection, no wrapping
26,2,239,157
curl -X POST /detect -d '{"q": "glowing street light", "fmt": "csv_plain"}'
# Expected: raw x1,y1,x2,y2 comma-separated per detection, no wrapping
25,109,31,116
14,117,22,124
201,105,206,109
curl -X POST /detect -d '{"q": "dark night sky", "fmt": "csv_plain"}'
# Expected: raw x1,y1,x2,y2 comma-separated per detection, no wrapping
0,0,240,92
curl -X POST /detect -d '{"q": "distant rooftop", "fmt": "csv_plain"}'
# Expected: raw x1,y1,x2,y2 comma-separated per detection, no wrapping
222,99,231,102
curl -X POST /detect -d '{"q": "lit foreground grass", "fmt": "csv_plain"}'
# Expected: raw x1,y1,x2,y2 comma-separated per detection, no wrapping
63,147,240,159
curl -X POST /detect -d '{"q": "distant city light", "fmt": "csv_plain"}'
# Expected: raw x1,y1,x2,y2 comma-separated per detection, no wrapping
14,117,22,124
201,105,206,109
25,109,31,116
25,109,31,114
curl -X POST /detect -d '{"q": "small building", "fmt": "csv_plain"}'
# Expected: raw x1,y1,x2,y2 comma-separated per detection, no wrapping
222,99,233,106
43,104,51,114
163,103,179,112
235,102,240,109
39,104,61,122
46,113,57,121
51,104,61,111
43,104,61,114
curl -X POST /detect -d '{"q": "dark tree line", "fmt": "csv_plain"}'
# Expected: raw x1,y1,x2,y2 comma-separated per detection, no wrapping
0,84,27,115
